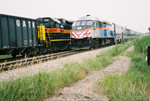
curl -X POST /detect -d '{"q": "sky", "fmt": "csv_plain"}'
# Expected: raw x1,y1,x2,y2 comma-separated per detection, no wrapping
0,0,150,33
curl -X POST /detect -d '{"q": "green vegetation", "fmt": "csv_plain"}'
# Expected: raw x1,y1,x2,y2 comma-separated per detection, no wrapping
0,43,131,101
0,54,22,59
0,55,12,59
99,36,150,101
134,36,150,54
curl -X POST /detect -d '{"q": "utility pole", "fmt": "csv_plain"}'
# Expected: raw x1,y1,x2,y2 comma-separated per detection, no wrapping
112,23,117,45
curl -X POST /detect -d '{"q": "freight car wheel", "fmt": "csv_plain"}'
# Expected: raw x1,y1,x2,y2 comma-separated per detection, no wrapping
21,53,25,57
12,53,16,58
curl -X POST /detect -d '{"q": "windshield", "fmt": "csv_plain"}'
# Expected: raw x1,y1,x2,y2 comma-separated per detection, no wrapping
72,20,93,30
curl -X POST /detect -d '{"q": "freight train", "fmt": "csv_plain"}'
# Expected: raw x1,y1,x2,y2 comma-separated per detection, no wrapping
71,15,140,49
0,14,72,57
0,14,140,57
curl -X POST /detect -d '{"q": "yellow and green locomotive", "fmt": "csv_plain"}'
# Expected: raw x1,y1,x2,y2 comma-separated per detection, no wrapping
37,17,72,53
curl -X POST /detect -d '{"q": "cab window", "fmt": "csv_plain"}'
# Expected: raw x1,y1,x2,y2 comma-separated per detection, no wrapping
81,21,86,25
94,22,100,28
86,21,93,25
75,21,81,26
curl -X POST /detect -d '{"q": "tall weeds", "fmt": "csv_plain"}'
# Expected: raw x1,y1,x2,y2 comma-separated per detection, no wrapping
99,36,150,100
133,35,150,54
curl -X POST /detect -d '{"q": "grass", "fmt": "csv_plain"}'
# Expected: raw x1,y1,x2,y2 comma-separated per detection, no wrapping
0,42,131,101
98,36,150,101
133,35,150,54
0,54,22,59
0,55,12,59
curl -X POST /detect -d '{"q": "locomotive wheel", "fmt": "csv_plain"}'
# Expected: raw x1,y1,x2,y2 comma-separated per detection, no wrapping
91,39,99,49
99,39,103,47
95,39,99,48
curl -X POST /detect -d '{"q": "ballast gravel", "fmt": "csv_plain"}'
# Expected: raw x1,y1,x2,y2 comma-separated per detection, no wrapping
45,46,133,101
0,46,114,82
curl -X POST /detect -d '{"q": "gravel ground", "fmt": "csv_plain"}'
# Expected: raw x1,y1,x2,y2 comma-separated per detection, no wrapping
0,46,114,82
45,46,133,101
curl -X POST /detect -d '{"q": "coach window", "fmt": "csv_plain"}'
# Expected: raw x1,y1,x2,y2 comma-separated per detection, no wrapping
105,24,108,28
103,23,106,27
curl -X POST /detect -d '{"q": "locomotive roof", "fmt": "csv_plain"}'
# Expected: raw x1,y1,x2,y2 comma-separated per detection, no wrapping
102,21,112,25
51,17,61,24
58,18,73,24
0,13,36,20
77,15,100,21
39,17,61,24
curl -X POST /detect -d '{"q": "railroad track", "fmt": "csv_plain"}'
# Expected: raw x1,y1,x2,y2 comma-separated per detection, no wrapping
0,50,85,72
0,44,115,72
0,50,86,72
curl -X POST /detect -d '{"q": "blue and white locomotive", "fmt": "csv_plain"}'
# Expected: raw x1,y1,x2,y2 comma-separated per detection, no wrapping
70,15,132,49
71,15,116,49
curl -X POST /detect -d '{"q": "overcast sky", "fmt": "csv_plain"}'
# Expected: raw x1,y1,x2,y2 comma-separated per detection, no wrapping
0,0,149,33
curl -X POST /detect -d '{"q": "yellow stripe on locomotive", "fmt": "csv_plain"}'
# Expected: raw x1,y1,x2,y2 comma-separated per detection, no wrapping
37,26,46,41
50,39,71,41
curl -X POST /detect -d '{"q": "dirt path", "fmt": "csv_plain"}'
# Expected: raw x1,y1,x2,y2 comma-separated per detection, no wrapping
45,46,133,101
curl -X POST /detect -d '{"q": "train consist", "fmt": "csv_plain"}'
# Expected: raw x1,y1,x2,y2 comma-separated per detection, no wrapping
0,14,140,57
71,15,140,49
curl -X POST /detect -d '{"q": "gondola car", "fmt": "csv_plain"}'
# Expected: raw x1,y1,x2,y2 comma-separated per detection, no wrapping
0,14,39,57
